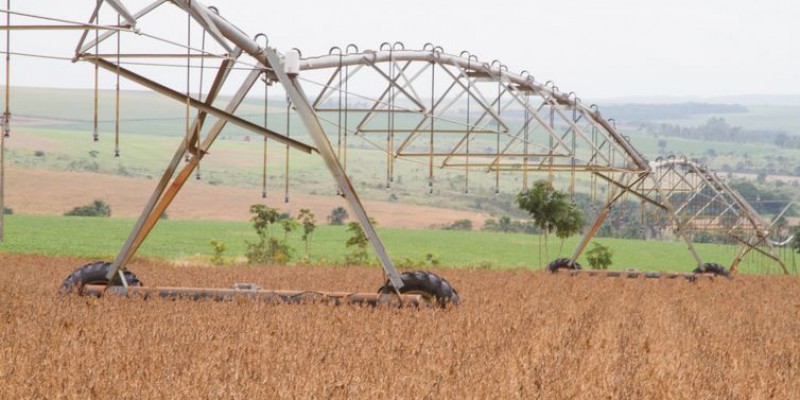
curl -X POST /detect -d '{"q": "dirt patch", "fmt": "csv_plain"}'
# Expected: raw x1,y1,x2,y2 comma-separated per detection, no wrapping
2,254,800,398
5,167,488,228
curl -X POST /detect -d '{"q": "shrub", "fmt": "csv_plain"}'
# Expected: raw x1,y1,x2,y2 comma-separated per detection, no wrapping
468,260,496,270
586,242,613,270
209,239,226,266
245,204,294,264
328,206,348,225
344,219,375,266
298,209,316,256
445,219,473,231
64,200,111,217
395,253,442,269
247,237,292,265
3,207,11,215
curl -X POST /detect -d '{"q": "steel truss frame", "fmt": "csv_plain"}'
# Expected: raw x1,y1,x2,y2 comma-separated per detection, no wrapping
293,48,785,273
3,0,787,277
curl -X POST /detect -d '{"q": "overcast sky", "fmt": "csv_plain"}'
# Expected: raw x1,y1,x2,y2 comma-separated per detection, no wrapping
5,0,799,100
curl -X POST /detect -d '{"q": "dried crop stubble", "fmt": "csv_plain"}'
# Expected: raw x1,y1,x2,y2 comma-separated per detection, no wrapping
1,254,800,399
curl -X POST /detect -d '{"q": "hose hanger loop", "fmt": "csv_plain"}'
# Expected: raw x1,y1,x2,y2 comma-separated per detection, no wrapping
254,33,268,48
489,60,507,80
520,70,535,90
567,91,577,101
254,33,270,79
590,103,600,117
346,44,359,54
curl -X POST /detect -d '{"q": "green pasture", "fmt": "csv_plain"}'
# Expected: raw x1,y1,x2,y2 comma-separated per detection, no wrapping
659,105,800,134
1,214,791,275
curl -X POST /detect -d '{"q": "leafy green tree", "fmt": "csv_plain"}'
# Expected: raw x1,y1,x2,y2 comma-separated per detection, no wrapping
298,208,317,256
279,217,299,241
328,206,349,225
498,215,512,233
344,219,376,266
657,139,668,155
246,204,292,264
517,180,585,262
249,204,279,238
517,180,584,237
209,239,226,266
586,242,613,270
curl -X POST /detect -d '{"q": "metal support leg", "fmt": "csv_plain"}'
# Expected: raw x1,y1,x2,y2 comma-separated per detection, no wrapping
570,173,647,263
106,69,263,279
106,140,187,280
570,206,610,262
643,171,704,269
730,236,788,275
265,47,404,289
676,229,703,268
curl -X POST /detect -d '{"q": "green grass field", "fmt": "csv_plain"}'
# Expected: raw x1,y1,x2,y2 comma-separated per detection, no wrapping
1,214,791,275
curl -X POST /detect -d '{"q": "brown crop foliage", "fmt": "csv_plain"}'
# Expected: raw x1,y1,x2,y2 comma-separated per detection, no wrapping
2,254,800,399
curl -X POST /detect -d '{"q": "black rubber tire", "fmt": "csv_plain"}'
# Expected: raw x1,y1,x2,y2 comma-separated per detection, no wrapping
692,262,730,278
547,257,583,273
378,271,460,308
58,261,142,295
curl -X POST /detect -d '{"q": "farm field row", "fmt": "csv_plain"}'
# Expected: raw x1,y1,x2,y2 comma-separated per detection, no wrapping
1,214,791,274
2,254,799,398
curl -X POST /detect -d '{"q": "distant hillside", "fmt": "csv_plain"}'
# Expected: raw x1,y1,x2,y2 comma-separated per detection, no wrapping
598,94,800,106
598,102,748,122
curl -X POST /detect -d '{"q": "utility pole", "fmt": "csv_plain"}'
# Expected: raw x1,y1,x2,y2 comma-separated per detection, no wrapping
1,0,11,243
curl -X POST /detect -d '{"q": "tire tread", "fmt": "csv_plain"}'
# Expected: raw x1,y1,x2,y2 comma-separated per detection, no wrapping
378,271,460,308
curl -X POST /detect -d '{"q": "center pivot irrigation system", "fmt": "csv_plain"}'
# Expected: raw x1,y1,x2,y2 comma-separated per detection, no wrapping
1,0,790,307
